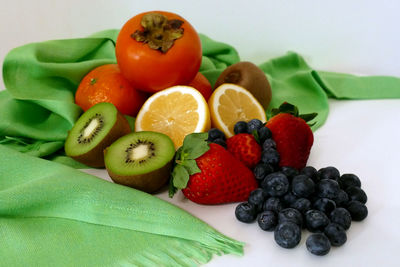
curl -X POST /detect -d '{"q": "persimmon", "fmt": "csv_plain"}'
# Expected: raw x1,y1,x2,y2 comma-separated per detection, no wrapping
115,11,202,93
75,64,148,116
187,72,213,101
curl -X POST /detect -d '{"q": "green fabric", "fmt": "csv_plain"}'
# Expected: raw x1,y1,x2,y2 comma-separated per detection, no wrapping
0,145,244,266
1,29,400,266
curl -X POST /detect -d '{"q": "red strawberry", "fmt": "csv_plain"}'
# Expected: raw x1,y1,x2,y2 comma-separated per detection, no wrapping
226,133,261,169
266,103,316,170
169,133,258,205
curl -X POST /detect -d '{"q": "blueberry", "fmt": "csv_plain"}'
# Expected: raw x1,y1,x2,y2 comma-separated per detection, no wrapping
290,198,312,214
257,210,278,231
261,148,280,166
346,201,368,221
292,175,315,198
247,119,264,134
274,222,301,249
333,189,349,207
253,163,274,182
262,138,276,150
318,166,340,180
263,197,284,213
324,223,347,247
235,202,257,223
305,210,330,233
346,186,367,204
306,233,331,256
280,166,299,179
330,208,352,230
313,198,336,215
281,192,298,207
207,128,225,141
338,173,361,190
257,126,272,144
261,172,289,197
233,121,248,135
300,166,319,183
317,179,340,199
278,208,303,227
248,188,268,212
212,138,227,148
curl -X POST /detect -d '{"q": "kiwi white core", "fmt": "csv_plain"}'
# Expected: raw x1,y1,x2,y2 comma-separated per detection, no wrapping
129,144,149,161
83,118,100,138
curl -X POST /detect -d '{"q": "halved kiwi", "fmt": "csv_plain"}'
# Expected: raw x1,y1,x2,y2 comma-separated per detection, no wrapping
65,102,131,168
104,131,175,193
214,61,272,109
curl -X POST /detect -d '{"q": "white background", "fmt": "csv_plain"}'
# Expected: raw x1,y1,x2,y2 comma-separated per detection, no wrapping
1,0,400,266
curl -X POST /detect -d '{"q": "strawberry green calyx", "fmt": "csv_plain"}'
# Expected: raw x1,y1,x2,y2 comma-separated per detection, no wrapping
271,102,318,127
169,132,210,198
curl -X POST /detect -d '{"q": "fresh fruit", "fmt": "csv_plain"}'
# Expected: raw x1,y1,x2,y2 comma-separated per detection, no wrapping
291,174,315,198
338,173,362,190
317,179,340,199
187,72,213,101
278,208,303,227
257,210,278,231
317,166,340,180
248,188,268,212
115,11,202,93
260,148,280,166
104,131,175,193
266,102,316,170
169,133,258,205
261,172,289,197
304,210,330,233
235,202,257,223
247,119,264,134
263,197,284,213
226,133,261,169
64,102,131,167
75,64,148,116
135,86,211,148
313,198,336,215
306,233,331,256
346,186,368,204
207,128,226,142
324,223,347,247
214,61,272,109
253,163,274,182
290,198,312,214
208,83,267,138
346,201,368,221
330,208,352,230
235,162,369,256
274,222,301,249
233,121,248,134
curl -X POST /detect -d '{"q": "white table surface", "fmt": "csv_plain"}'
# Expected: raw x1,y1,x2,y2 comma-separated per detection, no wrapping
1,1,400,266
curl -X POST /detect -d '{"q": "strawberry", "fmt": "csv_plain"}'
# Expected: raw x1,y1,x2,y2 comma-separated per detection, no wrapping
169,133,258,205
266,102,317,170
226,133,261,169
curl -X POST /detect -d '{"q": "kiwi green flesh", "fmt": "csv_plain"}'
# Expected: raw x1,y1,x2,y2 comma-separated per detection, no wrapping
65,102,117,156
214,61,272,109
104,131,175,193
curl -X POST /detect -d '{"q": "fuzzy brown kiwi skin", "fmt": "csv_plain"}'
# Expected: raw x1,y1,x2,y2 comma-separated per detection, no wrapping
105,158,172,194
214,61,272,109
68,112,131,168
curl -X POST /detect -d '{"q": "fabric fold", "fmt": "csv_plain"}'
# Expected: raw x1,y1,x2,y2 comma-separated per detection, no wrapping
0,145,244,266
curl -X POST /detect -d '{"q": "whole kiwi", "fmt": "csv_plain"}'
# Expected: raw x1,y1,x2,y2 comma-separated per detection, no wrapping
214,61,272,109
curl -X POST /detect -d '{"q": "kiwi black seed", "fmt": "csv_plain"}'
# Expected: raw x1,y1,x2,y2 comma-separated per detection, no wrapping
104,131,175,193
214,61,272,109
64,102,131,168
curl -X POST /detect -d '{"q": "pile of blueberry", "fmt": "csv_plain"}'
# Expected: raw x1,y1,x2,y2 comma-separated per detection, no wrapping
207,119,368,256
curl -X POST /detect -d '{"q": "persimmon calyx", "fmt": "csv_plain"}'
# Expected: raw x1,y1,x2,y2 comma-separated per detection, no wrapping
131,12,184,53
